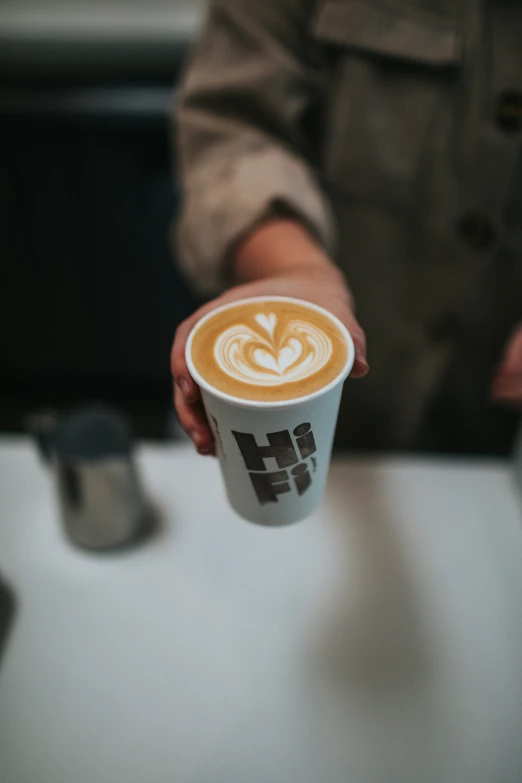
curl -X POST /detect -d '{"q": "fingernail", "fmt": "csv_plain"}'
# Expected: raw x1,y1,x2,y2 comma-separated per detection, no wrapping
355,355,369,374
179,379,191,398
191,430,203,448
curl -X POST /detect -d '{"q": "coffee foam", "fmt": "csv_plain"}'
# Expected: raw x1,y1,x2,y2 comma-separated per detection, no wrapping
189,299,350,403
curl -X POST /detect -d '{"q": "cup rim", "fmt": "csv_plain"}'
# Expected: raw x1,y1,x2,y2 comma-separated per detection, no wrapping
185,296,355,410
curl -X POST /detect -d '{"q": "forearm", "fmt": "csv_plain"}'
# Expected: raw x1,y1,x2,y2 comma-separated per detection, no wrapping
234,219,346,285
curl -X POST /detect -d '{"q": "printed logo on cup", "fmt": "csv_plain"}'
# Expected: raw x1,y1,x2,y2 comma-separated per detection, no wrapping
231,423,317,505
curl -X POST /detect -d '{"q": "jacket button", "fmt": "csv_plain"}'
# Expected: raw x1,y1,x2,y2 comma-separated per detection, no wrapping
456,213,497,252
496,91,522,133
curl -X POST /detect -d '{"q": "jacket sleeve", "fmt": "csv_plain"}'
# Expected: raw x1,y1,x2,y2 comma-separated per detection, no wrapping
175,0,335,294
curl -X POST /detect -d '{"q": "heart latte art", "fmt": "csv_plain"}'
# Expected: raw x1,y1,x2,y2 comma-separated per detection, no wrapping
215,313,332,386
189,299,350,403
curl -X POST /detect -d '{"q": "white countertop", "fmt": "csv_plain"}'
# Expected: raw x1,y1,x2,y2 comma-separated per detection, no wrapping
1,439,522,783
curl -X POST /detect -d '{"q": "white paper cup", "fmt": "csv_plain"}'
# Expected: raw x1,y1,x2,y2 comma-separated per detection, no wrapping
186,296,355,526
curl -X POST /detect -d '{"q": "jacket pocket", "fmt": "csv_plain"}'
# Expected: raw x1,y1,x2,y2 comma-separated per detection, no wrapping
312,0,462,205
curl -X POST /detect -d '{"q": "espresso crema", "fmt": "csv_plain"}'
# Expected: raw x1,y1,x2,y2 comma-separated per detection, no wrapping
189,298,349,402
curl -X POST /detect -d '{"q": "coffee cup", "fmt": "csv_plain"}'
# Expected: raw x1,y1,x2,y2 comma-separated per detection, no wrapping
186,296,355,526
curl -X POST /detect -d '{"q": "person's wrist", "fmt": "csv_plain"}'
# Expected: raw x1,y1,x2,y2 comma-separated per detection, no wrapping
233,218,337,284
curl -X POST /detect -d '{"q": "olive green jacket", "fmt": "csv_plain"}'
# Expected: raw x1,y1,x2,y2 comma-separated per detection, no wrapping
176,0,522,451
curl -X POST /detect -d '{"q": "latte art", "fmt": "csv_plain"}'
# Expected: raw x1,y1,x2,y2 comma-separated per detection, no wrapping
188,298,351,403
214,313,333,386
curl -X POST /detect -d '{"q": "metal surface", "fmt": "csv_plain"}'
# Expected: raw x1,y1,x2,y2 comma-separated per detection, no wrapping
30,407,149,551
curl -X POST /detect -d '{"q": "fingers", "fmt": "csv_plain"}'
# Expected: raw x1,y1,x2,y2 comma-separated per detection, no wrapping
171,298,229,455
171,297,230,399
342,314,369,379
174,385,215,454
171,318,201,404
171,311,216,453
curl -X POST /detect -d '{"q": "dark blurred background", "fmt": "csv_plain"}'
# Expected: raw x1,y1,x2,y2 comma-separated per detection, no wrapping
0,2,519,455
0,0,206,438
